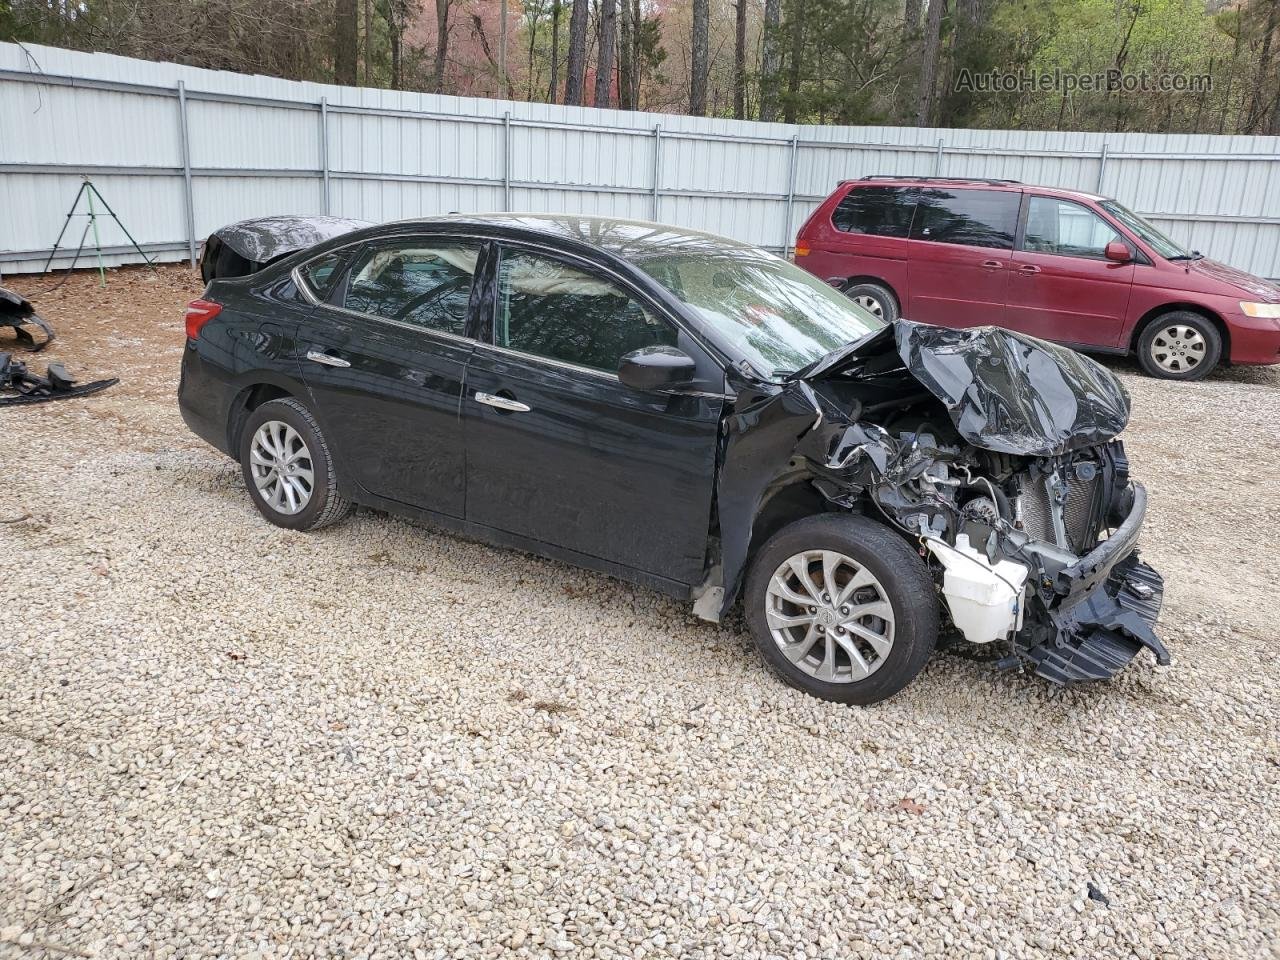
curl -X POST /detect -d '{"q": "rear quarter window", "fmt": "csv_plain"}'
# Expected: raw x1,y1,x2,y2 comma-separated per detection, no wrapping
831,186,916,238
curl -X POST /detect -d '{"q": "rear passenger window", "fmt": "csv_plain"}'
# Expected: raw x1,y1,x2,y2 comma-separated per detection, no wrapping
910,189,1019,250
1023,196,1123,259
831,186,916,238
298,251,347,299
343,240,480,337
496,249,677,373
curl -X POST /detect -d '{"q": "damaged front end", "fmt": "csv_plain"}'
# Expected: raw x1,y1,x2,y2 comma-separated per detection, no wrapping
717,321,1168,685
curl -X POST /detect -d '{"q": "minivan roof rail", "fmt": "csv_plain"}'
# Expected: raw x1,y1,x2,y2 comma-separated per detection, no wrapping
847,175,1023,186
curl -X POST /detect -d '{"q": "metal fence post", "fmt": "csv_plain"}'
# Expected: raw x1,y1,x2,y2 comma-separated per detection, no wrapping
651,124,662,221
320,97,331,214
176,80,197,267
503,111,512,211
933,137,945,176
1097,142,1109,192
781,133,799,255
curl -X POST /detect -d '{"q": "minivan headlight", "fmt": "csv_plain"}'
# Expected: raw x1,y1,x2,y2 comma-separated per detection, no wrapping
1240,301,1280,318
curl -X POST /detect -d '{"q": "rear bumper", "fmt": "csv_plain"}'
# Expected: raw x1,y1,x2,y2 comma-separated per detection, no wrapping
177,343,236,457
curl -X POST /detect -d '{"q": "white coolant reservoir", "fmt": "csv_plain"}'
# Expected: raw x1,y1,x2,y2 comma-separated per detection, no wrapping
925,535,1029,645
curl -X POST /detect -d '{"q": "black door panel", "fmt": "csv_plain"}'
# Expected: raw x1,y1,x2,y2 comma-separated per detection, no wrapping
298,311,472,515
463,347,722,584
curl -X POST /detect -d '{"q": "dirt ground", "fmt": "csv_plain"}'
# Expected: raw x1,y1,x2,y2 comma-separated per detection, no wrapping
1,264,1278,959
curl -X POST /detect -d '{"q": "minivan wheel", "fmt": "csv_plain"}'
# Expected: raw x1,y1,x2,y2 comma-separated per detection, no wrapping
238,397,353,531
743,514,938,705
1136,311,1221,381
841,281,899,323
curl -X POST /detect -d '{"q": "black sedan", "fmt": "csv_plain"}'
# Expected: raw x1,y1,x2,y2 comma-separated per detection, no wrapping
179,214,1168,704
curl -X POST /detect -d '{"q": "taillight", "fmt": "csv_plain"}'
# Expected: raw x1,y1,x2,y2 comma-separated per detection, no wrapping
794,245,811,257
185,299,222,339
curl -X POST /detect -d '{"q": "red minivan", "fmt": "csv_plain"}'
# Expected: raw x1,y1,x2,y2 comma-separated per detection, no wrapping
794,177,1280,380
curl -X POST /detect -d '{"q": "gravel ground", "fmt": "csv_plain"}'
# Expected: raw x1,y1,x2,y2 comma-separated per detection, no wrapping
1,265,1278,960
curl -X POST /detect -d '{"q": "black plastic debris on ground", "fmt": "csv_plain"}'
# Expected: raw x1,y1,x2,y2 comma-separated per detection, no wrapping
0,286,55,351
0,353,117,406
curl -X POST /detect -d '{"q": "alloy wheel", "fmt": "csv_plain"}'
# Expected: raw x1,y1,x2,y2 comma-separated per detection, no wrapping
1149,323,1207,374
249,420,315,515
765,550,896,683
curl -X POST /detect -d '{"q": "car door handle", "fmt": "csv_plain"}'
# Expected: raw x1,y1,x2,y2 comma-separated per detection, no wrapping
474,391,531,413
1018,264,1042,275
980,259,1004,270
306,350,351,368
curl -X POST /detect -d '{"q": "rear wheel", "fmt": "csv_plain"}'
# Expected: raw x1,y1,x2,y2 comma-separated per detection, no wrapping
841,281,899,323
238,398,352,531
1136,311,1221,381
744,515,938,705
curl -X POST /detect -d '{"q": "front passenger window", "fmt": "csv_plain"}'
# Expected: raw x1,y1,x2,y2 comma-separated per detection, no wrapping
1023,197,1123,260
344,241,480,337
496,250,677,373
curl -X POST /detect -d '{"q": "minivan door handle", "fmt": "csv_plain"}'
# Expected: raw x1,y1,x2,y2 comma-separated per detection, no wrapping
1018,264,1042,275
980,259,1004,270
474,391,531,413
306,350,351,368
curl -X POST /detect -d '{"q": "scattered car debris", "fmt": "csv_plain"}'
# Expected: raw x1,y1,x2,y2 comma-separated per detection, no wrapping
0,353,118,406
0,285,55,351
1087,882,1111,906
200,215,370,282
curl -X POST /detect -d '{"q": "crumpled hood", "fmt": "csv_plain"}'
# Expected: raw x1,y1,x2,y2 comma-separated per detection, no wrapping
794,320,1131,457
210,215,371,263
1186,257,1280,302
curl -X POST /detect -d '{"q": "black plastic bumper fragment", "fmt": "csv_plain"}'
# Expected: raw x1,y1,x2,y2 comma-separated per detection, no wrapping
1023,554,1168,684
0,352,118,406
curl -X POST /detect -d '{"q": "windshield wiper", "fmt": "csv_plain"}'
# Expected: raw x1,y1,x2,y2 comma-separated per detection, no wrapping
1167,251,1203,261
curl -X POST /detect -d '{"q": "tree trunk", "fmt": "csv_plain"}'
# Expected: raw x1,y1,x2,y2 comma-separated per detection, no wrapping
363,0,373,84
618,0,634,109
388,0,403,89
784,0,803,123
548,0,561,102
1248,0,1279,132
690,0,709,115
595,0,616,107
760,0,782,121
432,0,450,93
904,0,921,31
564,0,589,105
916,0,946,126
733,0,747,118
334,0,358,84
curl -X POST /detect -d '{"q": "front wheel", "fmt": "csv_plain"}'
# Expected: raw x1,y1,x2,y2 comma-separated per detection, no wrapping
1136,311,1221,381
238,397,353,531
743,515,938,705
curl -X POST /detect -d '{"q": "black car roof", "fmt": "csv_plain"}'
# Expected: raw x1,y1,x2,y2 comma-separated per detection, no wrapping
382,213,765,262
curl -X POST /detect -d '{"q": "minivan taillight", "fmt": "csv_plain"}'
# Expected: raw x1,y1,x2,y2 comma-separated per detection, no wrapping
185,299,222,339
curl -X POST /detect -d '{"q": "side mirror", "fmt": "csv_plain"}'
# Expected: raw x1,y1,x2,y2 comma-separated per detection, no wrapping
1104,240,1132,263
618,346,697,392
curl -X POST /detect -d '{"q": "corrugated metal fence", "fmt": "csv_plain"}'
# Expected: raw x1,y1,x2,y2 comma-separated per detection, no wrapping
3,41,1279,278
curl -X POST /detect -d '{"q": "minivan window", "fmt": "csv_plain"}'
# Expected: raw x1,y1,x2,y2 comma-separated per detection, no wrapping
344,241,480,337
910,188,1019,250
831,186,916,238
1099,200,1192,259
1024,197,1122,259
496,250,677,373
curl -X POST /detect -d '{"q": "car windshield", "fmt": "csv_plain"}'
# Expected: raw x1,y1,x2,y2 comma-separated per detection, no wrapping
1100,200,1193,259
636,250,884,380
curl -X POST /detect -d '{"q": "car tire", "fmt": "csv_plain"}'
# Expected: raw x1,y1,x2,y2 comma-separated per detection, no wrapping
743,514,938,705
1136,311,1221,381
841,281,899,323
238,397,353,531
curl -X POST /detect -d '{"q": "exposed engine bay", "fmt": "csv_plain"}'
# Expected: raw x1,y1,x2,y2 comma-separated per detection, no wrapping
713,320,1169,685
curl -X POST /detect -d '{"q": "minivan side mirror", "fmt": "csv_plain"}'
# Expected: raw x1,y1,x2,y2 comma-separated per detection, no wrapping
1104,240,1132,263
618,346,697,391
